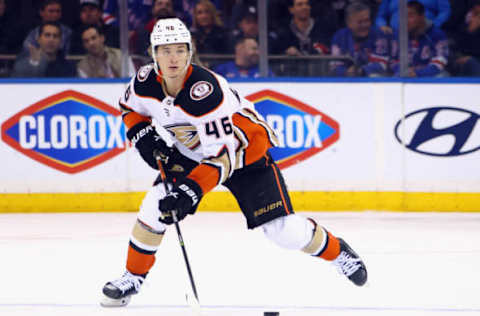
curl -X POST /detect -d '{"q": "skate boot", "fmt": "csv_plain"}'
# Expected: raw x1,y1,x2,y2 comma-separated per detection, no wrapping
332,238,367,286
100,271,145,307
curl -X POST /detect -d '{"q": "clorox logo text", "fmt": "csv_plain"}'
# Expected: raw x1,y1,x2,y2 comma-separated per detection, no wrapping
247,90,340,169
1,90,126,174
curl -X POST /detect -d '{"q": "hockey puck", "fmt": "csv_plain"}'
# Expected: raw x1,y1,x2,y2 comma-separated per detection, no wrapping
264,312,279,316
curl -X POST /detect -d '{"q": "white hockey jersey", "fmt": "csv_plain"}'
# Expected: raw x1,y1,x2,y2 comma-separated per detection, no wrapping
119,63,278,194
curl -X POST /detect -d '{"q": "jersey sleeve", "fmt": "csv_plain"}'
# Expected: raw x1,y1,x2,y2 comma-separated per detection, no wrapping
119,66,157,129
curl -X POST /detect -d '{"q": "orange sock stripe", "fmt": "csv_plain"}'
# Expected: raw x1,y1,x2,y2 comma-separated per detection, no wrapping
126,244,155,275
319,231,341,261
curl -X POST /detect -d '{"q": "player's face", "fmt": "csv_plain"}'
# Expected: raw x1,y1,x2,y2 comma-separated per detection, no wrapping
155,43,189,78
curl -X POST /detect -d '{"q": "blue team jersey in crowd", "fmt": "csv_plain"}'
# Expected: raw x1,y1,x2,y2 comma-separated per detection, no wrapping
103,0,152,29
392,25,449,77
330,26,390,77
214,62,268,79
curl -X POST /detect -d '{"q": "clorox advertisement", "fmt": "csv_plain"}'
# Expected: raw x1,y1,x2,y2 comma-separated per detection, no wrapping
0,82,479,198
247,89,339,169
1,90,126,174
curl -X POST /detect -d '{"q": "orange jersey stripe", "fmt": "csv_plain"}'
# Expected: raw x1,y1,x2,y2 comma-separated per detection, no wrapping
271,162,291,215
123,112,151,129
187,163,221,195
232,113,273,166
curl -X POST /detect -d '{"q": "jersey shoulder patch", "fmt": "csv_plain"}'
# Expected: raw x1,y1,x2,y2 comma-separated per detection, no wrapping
175,65,223,117
137,63,154,82
133,63,166,101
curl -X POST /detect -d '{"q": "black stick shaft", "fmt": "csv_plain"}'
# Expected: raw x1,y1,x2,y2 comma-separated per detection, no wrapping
154,150,200,302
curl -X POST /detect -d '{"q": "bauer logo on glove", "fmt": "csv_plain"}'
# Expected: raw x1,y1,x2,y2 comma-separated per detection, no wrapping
158,179,203,225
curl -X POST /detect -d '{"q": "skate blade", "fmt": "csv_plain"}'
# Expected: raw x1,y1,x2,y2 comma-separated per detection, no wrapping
100,294,131,307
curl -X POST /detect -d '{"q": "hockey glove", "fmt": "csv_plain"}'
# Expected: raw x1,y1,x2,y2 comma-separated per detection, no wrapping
127,122,197,176
158,178,202,225
127,121,168,170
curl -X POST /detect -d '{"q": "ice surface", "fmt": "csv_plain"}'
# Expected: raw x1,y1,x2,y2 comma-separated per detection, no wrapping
1,211,480,316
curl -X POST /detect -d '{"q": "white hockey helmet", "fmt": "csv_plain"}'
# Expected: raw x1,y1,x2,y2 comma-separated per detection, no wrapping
150,18,193,74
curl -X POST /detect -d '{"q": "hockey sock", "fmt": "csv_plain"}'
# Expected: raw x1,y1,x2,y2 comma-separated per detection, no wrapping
302,218,340,261
126,219,165,276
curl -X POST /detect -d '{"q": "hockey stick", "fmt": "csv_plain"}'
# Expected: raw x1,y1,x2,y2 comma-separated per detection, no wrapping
153,150,201,315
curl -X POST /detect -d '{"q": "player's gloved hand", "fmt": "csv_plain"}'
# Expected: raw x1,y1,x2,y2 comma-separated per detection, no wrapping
158,178,202,225
127,121,175,170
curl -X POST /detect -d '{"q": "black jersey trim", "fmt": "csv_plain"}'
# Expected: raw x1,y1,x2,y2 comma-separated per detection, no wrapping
174,65,224,117
133,64,166,102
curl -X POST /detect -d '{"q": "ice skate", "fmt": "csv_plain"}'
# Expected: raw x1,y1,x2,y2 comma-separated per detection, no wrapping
100,271,145,307
332,238,368,286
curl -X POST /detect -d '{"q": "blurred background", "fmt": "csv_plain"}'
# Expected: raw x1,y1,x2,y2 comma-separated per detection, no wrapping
0,0,479,78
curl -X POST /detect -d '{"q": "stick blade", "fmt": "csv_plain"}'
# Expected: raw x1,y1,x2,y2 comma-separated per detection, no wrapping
186,293,202,316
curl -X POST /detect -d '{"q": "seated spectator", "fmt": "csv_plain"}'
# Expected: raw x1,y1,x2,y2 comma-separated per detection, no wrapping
376,0,450,34
174,0,224,28
442,0,473,38
70,0,120,55
269,0,339,39
228,5,258,53
22,0,72,54
331,2,390,77
12,21,77,77
190,0,229,54
214,37,271,78
273,0,331,56
77,25,135,78
330,0,382,28
133,0,176,56
452,0,480,76
391,1,449,77
227,5,277,54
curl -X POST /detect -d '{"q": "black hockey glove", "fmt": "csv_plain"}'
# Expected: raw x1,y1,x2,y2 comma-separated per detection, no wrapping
158,178,203,225
127,121,169,170
127,122,198,177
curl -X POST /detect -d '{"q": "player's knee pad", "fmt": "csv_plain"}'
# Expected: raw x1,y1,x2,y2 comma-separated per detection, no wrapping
261,214,315,250
137,183,170,233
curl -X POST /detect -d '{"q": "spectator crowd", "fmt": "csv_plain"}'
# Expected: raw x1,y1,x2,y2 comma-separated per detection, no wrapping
0,0,479,78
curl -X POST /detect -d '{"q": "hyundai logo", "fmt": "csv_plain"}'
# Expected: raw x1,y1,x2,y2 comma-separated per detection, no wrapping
394,106,479,157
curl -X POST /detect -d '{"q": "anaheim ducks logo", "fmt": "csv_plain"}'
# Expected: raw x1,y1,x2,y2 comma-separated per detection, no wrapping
190,81,213,101
165,124,200,150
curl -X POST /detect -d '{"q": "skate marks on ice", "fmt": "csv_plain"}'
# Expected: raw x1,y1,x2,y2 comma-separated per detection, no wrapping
1,212,480,316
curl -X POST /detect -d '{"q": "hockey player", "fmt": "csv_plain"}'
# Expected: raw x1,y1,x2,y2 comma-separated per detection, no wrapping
101,17,368,307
